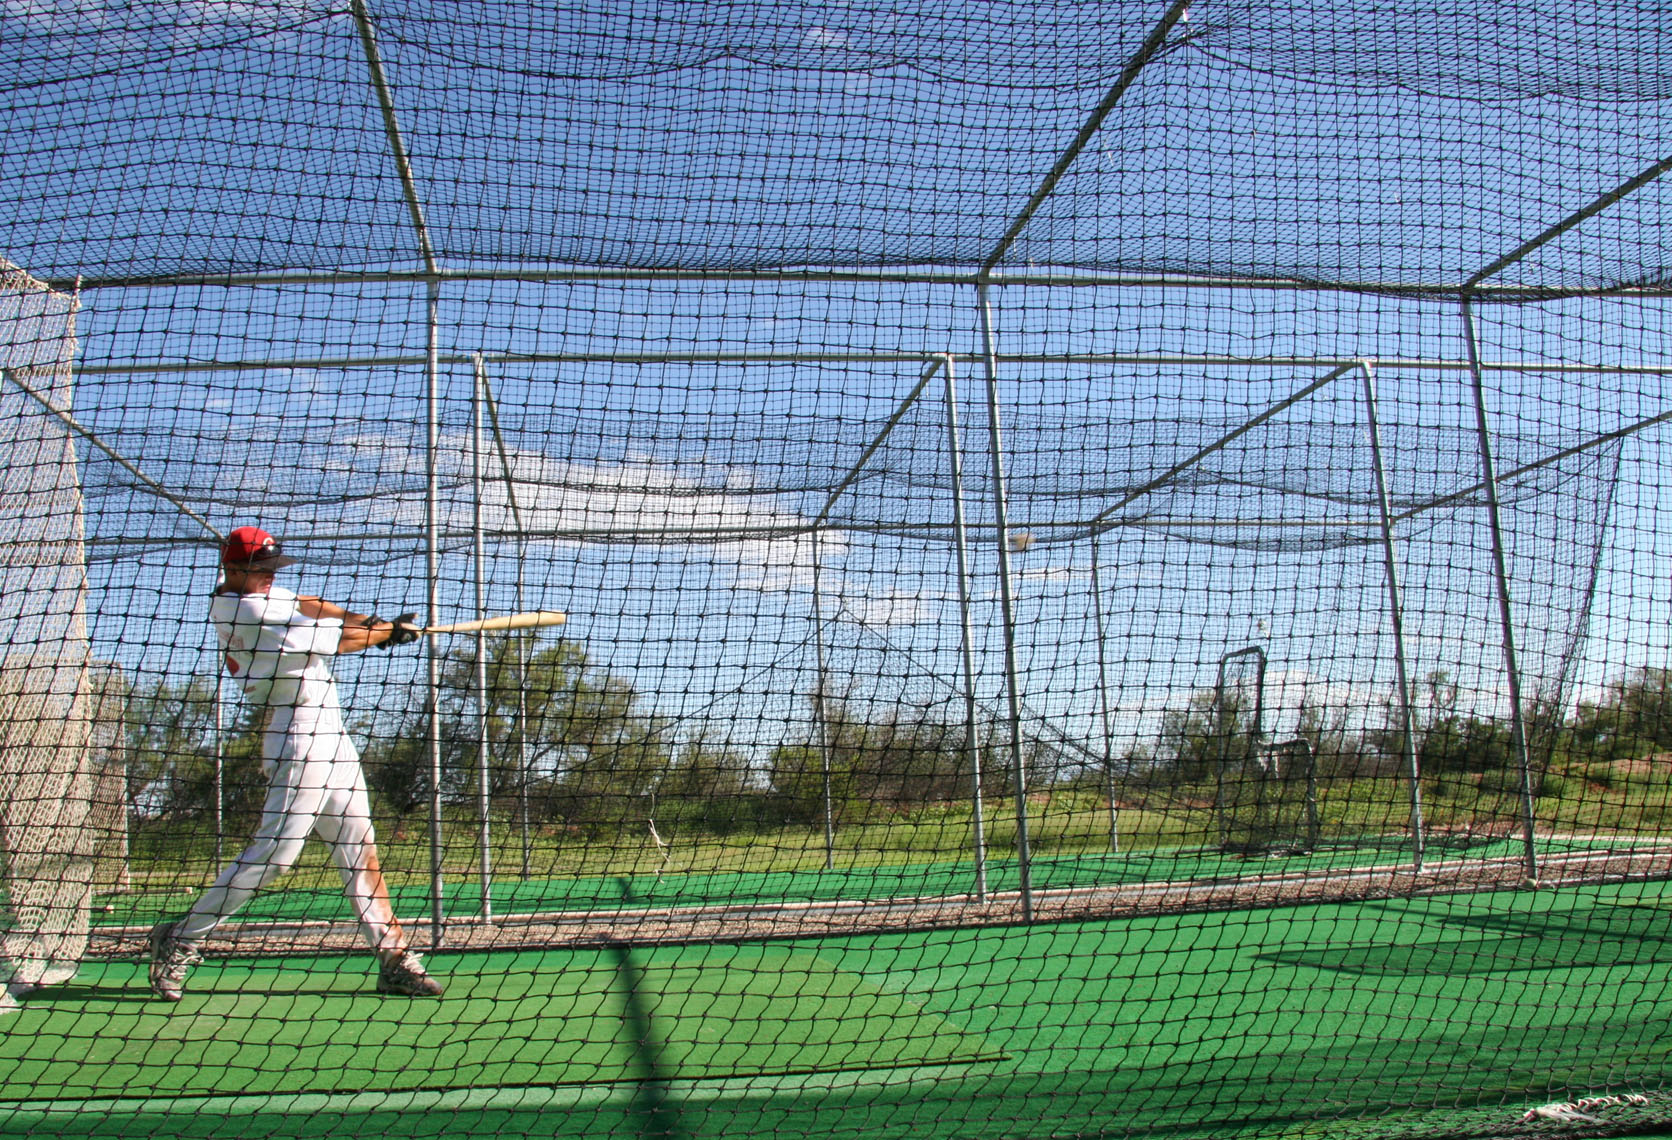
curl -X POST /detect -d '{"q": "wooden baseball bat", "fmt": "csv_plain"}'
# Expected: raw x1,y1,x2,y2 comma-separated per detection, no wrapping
421,610,567,636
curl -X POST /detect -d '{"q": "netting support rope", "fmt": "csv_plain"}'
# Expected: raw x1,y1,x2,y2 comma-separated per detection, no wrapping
940,354,990,900
475,355,535,879
1359,361,1426,871
0,367,223,544
977,285,1034,922
1460,296,1540,883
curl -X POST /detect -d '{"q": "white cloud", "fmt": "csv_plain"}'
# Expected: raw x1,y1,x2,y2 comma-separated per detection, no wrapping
727,532,850,593
801,25,850,49
332,433,851,595
3,0,335,42
1014,563,1089,584
1,0,91,34
834,588,936,629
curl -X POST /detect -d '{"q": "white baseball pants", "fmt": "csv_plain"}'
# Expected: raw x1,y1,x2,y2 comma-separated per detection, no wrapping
175,708,405,956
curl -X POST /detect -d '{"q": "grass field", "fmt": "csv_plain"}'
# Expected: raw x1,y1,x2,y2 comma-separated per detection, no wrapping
104,759,1672,940
93,834,1624,934
116,764,1672,899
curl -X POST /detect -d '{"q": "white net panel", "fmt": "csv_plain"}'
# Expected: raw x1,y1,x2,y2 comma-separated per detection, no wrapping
0,262,91,994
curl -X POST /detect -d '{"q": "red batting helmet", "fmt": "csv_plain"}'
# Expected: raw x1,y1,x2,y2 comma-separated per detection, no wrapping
220,525,298,571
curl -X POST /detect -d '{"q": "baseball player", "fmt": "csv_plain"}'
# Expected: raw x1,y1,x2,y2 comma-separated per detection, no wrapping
148,525,442,1000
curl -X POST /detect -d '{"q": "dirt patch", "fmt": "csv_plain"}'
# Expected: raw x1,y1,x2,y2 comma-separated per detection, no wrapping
90,844,1672,961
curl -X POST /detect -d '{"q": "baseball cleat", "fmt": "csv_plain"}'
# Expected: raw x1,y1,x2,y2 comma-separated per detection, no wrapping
376,951,444,998
147,921,201,1002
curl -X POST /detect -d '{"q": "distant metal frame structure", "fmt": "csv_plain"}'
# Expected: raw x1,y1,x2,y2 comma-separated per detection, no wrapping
1212,646,1267,852
68,341,1667,925
50,0,1672,930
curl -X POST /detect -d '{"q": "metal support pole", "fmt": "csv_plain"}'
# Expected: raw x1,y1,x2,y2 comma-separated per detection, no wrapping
0,367,222,543
1359,362,1425,871
976,285,1033,921
473,359,493,919
516,543,531,880
1460,297,1541,882
351,0,448,946
349,0,439,277
1213,646,1266,851
811,535,836,871
941,354,988,900
213,680,224,866
978,0,1194,276
1089,535,1119,853
424,282,446,947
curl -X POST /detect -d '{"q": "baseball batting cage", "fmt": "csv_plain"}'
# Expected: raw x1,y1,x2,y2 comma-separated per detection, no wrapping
4,1,1672,1137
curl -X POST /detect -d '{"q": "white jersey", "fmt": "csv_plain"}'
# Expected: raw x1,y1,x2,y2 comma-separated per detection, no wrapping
209,585,344,734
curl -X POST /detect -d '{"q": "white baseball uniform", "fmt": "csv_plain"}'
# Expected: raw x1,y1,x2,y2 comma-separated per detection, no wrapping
177,585,404,954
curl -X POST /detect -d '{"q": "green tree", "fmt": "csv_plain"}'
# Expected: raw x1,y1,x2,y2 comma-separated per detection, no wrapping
123,675,264,821
357,722,431,819
1155,686,1260,782
768,688,993,822
768,688,864,825
1294,696,1371,778
1366,670,1514,780
655,734,763,832
1568,666,1672,760
365,633,670,827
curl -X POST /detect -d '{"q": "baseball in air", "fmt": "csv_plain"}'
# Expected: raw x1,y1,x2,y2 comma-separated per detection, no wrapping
1008,531,1035,553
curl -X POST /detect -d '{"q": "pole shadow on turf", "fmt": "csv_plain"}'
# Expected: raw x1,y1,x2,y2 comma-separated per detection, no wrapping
613,878,684,1139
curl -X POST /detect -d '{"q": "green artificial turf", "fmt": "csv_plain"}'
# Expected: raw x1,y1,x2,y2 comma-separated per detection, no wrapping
0,943,1000,1102
7,877,1672,1139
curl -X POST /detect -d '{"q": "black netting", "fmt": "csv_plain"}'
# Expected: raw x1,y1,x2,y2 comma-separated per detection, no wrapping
5,5,1672,1140
0,1,1668,287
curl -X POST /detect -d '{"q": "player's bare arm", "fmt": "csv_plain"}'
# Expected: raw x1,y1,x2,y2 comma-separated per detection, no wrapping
218,554,420,656
294,597,420,654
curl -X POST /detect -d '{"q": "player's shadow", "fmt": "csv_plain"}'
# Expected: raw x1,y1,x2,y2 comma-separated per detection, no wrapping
15,979,349,1006
16,982,160,1007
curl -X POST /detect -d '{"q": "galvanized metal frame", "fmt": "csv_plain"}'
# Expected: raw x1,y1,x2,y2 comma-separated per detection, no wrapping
1359,361,1426,871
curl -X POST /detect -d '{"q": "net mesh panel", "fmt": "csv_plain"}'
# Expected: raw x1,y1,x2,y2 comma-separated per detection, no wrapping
1221,738,1321,856
0,262,92,995
4,2,1672,1139
86,664,130,895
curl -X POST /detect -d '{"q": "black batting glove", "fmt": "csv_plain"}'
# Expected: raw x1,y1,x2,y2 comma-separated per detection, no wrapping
385,613,421,648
